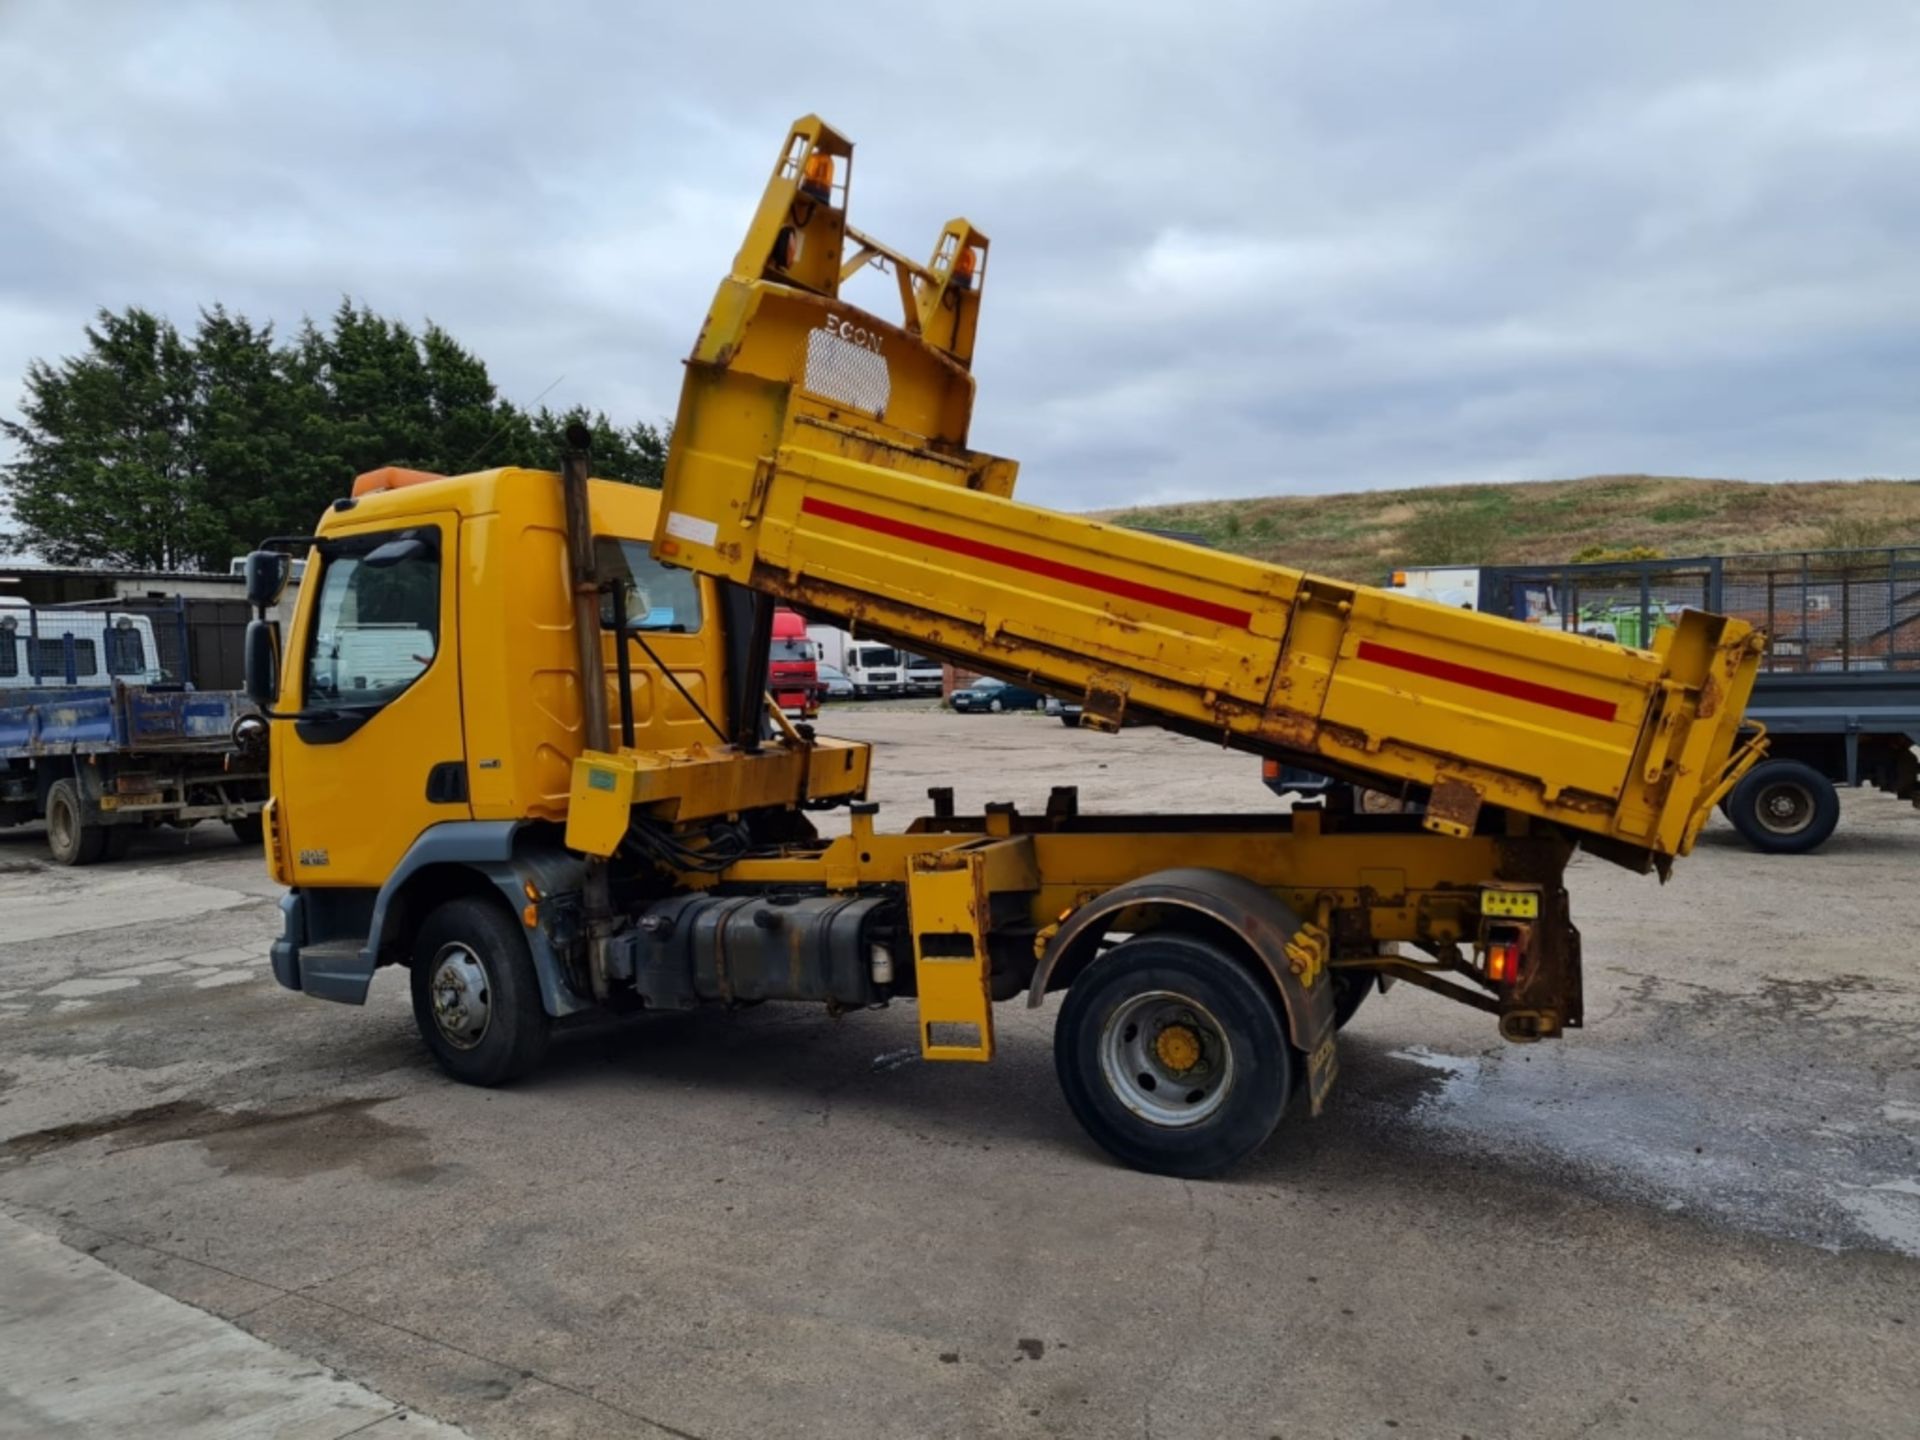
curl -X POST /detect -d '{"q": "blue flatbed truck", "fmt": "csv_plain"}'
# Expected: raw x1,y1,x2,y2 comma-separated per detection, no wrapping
0,598,268,864
1383,548,1920,854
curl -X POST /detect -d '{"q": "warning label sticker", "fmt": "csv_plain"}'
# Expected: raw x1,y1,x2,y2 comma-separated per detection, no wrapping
665,510,719,548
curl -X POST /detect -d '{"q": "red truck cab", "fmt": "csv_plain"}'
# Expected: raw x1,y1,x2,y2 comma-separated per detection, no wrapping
769,608,821,717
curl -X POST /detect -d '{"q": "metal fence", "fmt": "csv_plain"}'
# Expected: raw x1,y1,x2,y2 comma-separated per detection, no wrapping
1481,548,1920,673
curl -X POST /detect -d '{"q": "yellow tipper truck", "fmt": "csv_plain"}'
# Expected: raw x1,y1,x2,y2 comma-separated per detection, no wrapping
243,117,1766,1176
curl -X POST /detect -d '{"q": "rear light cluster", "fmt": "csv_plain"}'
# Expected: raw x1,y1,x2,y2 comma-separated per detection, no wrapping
1484,929,1526,984
1478,886,1540,988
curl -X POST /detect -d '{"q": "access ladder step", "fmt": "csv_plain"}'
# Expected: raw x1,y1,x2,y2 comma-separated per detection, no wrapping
907,853,996,1061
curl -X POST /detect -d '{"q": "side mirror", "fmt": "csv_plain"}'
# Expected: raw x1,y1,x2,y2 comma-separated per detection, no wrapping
244,618,280,707
244,551,289,609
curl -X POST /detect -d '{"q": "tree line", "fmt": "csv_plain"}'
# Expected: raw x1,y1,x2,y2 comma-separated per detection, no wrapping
0,302,668,571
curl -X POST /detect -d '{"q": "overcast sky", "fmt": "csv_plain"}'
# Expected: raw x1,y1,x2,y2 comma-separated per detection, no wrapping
4,0,1918,514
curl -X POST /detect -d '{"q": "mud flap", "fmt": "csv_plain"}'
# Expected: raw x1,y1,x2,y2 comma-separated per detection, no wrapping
1307,1025,1338,1116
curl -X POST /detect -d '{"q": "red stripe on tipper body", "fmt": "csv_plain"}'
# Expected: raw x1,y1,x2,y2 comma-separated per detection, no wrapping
799,496,1254,629
1355,640,1618,723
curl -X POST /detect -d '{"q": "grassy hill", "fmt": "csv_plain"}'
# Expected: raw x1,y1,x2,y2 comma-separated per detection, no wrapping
1100,475,1920,583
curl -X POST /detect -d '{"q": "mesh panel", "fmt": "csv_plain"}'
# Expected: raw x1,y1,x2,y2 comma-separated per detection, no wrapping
1483,548,1920,672
0,599,216,687
109,599,199,685
1721,550,1920,672
801,326,891,417
0,602,191,685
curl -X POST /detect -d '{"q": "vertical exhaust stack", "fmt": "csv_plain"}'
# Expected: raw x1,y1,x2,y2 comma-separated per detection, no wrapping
561,424,615,998
562,424,611,756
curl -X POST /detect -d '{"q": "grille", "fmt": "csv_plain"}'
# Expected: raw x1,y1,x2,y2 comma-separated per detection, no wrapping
801,326,891,418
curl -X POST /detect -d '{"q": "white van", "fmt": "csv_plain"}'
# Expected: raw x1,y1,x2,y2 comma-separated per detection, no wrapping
902,653,942,695
807,629,941,698
844,641,906,697
0,602,165,688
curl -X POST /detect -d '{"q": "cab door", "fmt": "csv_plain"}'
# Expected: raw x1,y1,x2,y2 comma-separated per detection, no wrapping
276,514,468,889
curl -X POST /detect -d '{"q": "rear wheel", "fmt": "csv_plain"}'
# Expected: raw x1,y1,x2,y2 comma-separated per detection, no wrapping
1727,759,1839,855
45,780,106,866
102,827,138,861
409,897,550,1086
1054,933,1294,1177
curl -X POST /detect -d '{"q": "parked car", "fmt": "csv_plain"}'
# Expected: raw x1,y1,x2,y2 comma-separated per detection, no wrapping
816,662,855,700
950,676,1047,713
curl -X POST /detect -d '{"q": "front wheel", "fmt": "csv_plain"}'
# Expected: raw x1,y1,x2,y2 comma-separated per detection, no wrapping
1726,759,1839,855
409,897,551,1086
1054,933,1295,1178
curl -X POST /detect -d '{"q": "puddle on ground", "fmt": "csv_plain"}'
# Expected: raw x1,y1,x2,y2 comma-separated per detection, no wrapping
1352,1038,1920,1260
2,1094,440,1184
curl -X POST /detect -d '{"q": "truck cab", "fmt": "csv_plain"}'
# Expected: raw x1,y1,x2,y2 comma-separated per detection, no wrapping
843,640,905,697
902,652,943,696
768,608,820,717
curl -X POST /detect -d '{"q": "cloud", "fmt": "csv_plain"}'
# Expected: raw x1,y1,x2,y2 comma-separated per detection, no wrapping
2,0,1917,518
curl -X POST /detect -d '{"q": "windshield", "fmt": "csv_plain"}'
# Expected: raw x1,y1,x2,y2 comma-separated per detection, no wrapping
854,647,901,667
771,638,813,662
597,538,703,633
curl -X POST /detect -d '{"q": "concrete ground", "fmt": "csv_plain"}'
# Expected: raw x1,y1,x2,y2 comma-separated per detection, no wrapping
1,1210,469,1438
2,708,1916,1439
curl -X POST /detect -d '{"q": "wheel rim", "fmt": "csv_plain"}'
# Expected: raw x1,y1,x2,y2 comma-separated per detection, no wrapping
1754,780,1814,836
1098,990,1235,1128
428,943,492,1050
48,794,75,854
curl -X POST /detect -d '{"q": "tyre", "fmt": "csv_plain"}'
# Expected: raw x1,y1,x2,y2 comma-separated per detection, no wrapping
1054,932,1294,1178
409,896,551,1086
45,780,107,866
989,697,1004,713
1331,969,1372,1030
229,814,265,847
1726,759,1840,855
1060,713,1078,728
102,827,138,861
